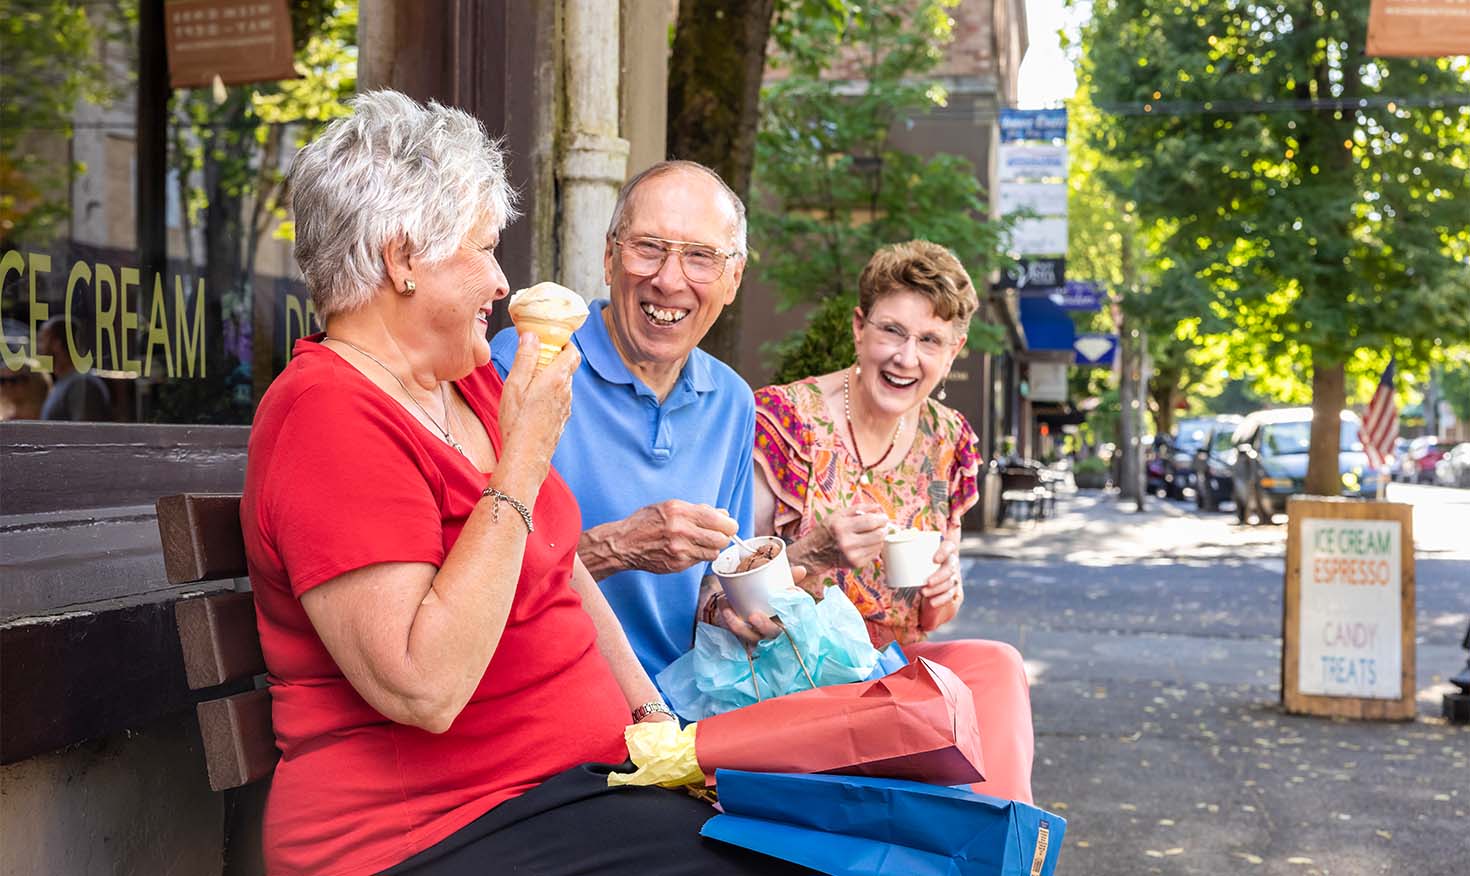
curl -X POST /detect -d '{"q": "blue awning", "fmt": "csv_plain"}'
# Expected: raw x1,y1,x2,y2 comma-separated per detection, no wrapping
1018,296,1075,352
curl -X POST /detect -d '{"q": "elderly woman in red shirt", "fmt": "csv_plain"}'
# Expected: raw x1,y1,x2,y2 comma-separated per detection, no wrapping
242,90,808,876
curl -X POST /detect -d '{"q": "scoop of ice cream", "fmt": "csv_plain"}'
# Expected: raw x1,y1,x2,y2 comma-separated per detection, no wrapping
508,282,589,322
734,543,780,573
884,526,922,543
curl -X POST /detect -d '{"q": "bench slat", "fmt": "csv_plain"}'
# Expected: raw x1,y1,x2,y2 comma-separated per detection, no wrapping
176,591,266,690
197,689,279,792
157,494,248,584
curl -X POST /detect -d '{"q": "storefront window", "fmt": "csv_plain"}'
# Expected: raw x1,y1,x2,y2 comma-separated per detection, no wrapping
1,0,357,424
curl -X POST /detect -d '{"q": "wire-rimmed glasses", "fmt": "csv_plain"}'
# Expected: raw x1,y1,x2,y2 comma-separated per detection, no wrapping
614,236,738,284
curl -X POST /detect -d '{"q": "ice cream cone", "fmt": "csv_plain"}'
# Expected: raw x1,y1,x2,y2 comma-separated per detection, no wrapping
507,282,589,372
512,317,579,369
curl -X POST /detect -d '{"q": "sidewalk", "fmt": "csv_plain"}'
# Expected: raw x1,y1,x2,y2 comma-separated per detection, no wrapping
960,485,1286,564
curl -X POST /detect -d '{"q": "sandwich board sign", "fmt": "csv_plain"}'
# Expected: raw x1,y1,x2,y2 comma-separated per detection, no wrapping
1282,497,1415,720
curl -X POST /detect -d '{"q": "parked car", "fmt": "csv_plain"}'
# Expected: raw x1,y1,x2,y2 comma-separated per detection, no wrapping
1163,417,1216,499
1434,442,1470,488
1387,437,1410,481
1192,415,1243,511
1145,435,1169,495
1230,408,1388,524
1401,436,1445,484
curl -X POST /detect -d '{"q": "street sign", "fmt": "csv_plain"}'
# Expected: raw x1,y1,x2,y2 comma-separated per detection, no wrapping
1366,0,1470,58
1283,498,1415,720
1053,280,1102,311
995,257,1065,291
998,144,1067,181
165,0,299,89
998,182,1068,218
1072,333,1117,366
1008,217,1068,256
999,108,1068,142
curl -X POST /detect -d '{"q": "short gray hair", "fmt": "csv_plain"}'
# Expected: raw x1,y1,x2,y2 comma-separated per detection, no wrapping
288,90,519,321
606,160,747,256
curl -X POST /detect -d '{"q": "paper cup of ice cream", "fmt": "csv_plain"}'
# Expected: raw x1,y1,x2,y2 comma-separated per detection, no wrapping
881,527,942,589
711,536,794,620
507,281,590,371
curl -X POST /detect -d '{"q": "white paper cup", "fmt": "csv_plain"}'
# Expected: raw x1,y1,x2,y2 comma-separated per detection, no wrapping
882,529,943,589
711,536,795,620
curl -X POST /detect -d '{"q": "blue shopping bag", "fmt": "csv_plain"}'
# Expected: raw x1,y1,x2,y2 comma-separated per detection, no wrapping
700,771,1065,876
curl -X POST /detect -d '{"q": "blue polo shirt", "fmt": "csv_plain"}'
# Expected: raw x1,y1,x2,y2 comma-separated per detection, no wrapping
490,300,755,679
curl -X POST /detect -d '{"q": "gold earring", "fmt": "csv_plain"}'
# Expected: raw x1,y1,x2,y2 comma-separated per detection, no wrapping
400,279,416,296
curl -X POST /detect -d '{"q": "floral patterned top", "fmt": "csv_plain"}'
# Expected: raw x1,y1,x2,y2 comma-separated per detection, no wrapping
753,378,983,647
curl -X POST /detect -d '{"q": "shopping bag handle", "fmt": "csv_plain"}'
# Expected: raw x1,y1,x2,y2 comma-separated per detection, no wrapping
744,622,817,702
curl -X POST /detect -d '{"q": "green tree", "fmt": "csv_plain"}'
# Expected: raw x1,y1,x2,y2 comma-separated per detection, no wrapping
1082,0,1470,495
1066,84,1228,442
0,0,127,243
753,0,1012,382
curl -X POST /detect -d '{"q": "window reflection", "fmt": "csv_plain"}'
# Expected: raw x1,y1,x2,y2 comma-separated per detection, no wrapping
1,0,357,424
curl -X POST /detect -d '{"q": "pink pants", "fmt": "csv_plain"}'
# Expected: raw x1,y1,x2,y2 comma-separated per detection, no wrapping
904,638,1035,804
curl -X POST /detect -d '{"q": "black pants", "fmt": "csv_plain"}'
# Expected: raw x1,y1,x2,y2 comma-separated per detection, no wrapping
382,763,816,875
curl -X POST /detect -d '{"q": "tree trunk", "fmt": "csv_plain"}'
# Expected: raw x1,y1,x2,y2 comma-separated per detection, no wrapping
1149,366,1180,439
1306,351,1345,496
667,0,778,369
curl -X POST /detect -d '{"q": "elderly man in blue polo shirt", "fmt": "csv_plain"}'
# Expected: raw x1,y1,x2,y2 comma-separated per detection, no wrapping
491,160,780,680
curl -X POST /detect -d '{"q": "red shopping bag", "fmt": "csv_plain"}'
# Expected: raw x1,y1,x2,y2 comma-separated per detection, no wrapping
695,657,984,786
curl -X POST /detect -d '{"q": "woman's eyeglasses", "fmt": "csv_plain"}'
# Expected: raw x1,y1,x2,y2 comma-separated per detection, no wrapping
615,236,737,284
862,317,956,358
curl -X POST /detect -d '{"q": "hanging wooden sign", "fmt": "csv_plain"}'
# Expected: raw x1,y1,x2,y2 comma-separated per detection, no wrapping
1282,497,1416,720
165,0,297,89
1367,0,1470,58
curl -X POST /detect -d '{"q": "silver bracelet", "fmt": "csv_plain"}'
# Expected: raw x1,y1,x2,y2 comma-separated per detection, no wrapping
481,486,534,533
631,701,674,723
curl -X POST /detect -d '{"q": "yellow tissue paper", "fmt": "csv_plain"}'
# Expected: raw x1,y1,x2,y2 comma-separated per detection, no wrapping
606,721,704,789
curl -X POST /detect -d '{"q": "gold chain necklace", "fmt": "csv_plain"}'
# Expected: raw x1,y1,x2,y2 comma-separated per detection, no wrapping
325,336,467,457
843,367,903,486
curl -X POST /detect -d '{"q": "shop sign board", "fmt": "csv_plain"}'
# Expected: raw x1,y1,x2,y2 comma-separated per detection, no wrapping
165,0,298,89
1073,333,1116,366
1052,281,1101,311
1366,0,1470,58
998,183,1068,218
1008,217,1068,256
998,145,1067,181
996,257,1065,291
1028,362,1069,403
999,109,1068,142
1283,498,1415,720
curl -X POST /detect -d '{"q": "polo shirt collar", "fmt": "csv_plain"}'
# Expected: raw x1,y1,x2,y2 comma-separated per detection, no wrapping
576,300,716,398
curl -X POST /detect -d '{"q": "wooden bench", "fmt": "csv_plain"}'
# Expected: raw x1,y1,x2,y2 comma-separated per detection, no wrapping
156,493,278,792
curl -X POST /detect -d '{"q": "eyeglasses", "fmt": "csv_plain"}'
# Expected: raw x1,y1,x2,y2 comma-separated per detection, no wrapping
862,316,957,358
614,236,738,284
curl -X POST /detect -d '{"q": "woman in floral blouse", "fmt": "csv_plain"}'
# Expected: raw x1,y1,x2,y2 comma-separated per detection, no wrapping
749,241,1034,802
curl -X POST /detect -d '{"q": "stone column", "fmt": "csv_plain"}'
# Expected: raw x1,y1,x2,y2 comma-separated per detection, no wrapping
559,0,630,301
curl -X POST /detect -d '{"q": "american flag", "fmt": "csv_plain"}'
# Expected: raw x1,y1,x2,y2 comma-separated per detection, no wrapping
1358,358,1398,470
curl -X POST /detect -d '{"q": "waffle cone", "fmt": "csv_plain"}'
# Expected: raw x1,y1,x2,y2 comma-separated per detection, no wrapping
510,315,582,370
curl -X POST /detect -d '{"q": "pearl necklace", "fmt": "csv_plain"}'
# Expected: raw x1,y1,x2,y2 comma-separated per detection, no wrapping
843,367,904,486
325,336,467,457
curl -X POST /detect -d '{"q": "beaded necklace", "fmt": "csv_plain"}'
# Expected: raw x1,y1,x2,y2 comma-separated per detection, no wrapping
842,367,904,485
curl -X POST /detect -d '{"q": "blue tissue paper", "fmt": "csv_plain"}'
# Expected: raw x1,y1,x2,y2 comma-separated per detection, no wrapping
658,585,888,721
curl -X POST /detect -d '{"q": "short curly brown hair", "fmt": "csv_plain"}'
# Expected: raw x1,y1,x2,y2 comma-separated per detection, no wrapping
857,240,978,326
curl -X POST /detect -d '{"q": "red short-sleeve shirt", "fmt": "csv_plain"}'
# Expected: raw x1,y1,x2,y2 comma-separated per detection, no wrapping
241,336,631,876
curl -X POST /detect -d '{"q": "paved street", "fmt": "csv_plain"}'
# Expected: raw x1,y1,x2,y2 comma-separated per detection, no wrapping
949,483,1470,875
